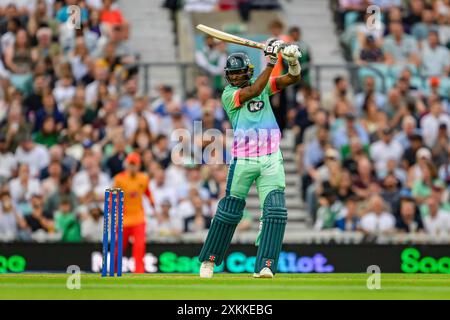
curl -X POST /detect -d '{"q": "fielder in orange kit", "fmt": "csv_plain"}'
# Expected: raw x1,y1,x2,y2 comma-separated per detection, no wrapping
113,152,154,273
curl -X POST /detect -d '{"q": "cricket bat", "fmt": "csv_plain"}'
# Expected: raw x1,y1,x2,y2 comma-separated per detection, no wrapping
196,24,265,50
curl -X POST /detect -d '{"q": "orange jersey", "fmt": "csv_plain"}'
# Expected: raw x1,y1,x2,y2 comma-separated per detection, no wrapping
114,171,153,227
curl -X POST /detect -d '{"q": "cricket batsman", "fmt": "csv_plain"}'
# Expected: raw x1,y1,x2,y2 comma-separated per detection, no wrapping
198,38,301,278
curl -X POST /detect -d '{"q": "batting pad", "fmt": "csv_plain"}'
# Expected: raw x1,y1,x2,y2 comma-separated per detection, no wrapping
255,189,287,274
199,196,246,266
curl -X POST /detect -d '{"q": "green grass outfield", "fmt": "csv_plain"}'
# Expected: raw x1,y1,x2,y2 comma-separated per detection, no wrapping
1,273,449,299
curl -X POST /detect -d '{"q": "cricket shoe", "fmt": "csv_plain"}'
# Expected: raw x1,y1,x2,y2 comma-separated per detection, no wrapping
253,267,274,279
199,261,214,278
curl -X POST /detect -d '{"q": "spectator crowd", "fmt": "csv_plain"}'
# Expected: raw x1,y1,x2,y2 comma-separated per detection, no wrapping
296,0,450,238
0,0,449,244
0,0,252,243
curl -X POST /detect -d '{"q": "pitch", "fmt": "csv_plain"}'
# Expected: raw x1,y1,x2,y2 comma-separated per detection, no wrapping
1,274,449,300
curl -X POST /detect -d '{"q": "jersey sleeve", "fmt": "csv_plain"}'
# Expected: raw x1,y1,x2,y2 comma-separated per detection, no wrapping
266,77,280,96
222,86,242,112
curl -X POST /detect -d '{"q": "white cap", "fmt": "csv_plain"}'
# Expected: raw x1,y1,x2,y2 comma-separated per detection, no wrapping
325,148,339,160
416,148,431,160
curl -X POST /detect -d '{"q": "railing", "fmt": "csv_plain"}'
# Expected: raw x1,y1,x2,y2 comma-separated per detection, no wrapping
312,63,388,93
3,230,448,244
148,230,450,244
138,62,198,97
131,62,389,96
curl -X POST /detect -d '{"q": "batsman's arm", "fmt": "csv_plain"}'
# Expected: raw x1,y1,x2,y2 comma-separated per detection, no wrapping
235,38,283,106
237,65,274,105
275,44,302,90
274,70,301,91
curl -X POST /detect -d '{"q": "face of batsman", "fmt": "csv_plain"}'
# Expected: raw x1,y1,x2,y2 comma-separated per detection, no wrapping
224,52,254,88
227,69,251,88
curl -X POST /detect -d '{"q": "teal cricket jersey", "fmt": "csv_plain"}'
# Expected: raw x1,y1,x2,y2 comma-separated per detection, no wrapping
221,77,281,158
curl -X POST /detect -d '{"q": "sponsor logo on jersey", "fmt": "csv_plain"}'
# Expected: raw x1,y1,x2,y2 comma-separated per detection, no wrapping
247,101,264,112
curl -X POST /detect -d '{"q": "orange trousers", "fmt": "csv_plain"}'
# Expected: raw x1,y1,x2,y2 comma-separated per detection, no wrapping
122,223,146,273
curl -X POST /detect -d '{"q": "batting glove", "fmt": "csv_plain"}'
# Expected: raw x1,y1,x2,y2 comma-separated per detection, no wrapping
264,38,284,66
281,44,302,64
281,44,302,76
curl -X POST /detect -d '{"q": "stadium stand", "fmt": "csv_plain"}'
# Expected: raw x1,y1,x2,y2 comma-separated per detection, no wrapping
0,0,449,246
